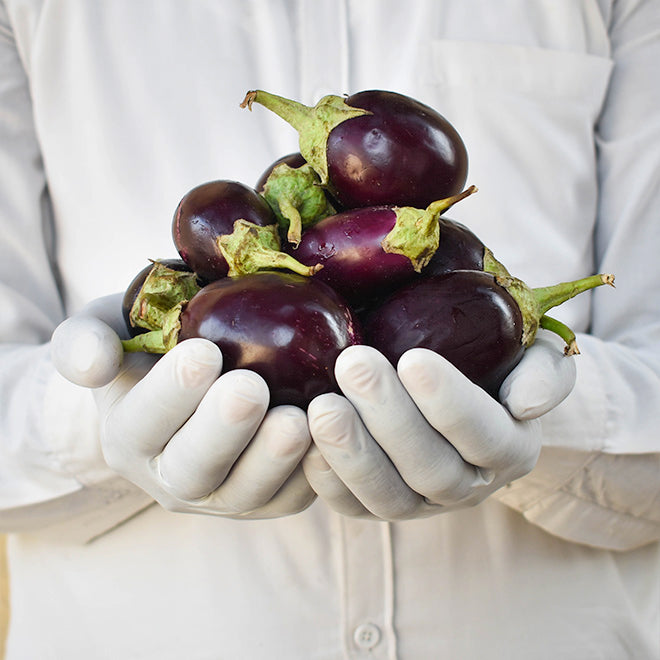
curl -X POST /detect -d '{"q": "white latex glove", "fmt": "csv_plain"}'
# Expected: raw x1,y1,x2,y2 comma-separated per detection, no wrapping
52,294,316,519
302,332,576,520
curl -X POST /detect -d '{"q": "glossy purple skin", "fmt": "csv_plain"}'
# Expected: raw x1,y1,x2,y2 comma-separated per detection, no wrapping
326,90,468,209
178,271,363,409
172,180,275,283
255,152,307,192
286,206,416,307
365,270,524,396
424,217,485,277
122,259,192,337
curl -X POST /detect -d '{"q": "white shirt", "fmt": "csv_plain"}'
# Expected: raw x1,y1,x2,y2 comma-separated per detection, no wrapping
1,1,659,658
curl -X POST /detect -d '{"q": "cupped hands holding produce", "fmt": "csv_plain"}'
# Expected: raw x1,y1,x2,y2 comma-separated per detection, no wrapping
302,336,577,520
99,339,316,517
51,299,317,518
50,291,577,522
51,86,615,520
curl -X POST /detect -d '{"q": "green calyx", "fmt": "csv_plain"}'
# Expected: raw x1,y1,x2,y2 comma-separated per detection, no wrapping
122,261,201,354
261,162,335,246
127,261,200,333
484,248,615,353
382,186,478,271
217,219,323,277
121,303,185,354
241,89,370,186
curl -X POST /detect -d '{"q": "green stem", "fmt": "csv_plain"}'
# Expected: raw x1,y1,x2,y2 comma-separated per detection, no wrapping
122,330,168,354
240,89,370,185
277,196,304,246
488,253,615,350
539,315,579,355
426,185,478,216
533,273,615,316
241,90,315,134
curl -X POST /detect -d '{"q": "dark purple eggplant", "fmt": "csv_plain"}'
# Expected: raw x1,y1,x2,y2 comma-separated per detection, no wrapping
255,152,335,247
241,89,468,210
365,269,615,396
123,270,362,409
366,271,524,395
286,188,476,307
425,217,485,276
289,205,414,306
172,180,276,283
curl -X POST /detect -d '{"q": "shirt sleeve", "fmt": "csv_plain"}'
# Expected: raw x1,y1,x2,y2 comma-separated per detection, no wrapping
494,0,660,552
0,4,152,542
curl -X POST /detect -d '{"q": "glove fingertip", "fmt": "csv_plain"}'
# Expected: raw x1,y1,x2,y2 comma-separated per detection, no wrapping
500,367,575,420
51,316,124,388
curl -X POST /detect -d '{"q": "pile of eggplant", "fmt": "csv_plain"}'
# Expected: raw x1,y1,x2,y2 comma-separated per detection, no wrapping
122,89,613,406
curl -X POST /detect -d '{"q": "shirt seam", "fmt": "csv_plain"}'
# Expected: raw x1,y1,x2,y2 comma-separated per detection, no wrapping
554,483,660,526
505,450,600,512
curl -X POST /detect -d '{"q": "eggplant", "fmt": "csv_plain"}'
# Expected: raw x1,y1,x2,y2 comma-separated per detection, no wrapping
123,270,362,409
289,204,415,307
365,271,524,395
365,269,615,396
287,188,476,307
425,217,485,276
241,89,468,210
172,178,319,283
172,180,276,283
255,152,335,247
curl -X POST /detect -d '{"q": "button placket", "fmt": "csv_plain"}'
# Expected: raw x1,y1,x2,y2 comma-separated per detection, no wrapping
337,515,396,658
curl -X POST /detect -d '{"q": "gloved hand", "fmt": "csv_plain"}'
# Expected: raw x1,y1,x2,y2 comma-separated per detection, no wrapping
302,332,576,520
51,294,316,519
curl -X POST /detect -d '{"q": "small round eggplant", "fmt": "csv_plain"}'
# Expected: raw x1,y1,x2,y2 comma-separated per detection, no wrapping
287,188,476,307
241,89,468,210
365,269,615,396
289,205,414,306
365,270,525,396
172,180,276,283
177,271,363,408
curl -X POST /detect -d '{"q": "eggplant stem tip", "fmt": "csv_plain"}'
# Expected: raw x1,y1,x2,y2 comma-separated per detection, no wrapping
601,273,616,287
240,90,257,110
564,340,580,356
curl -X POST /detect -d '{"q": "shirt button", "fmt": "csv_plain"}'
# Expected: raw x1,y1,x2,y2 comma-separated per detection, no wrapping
353,622,382,650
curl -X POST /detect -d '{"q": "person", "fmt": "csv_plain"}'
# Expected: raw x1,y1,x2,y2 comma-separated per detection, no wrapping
1,1,659,658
